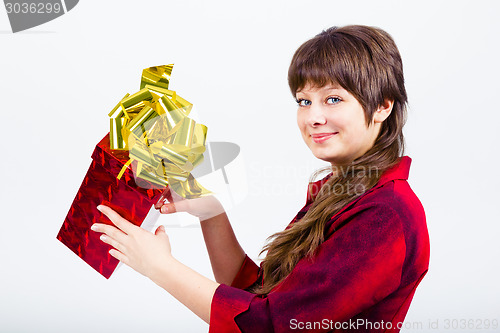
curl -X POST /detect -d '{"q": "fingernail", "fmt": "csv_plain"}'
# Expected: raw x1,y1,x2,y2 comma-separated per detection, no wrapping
90,224,98,231
100,235,106,241
97,205,102,212
161,206,168,213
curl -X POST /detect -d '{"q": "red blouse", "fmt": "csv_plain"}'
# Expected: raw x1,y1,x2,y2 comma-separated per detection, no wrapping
209,156,430,332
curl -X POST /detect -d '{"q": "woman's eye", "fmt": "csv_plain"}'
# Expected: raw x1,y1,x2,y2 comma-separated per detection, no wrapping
326,97,341,104
296,98,311,106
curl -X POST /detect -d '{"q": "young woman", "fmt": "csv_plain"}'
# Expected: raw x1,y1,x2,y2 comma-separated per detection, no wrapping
91,25,430,332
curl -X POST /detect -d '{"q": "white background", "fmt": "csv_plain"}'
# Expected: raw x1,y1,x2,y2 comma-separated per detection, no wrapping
1,0,499,332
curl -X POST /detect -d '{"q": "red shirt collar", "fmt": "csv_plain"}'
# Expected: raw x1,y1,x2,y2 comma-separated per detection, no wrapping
306,156,412,204
378,156,411,185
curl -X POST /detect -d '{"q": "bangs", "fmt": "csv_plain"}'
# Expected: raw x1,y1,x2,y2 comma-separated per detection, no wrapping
288,37,349,95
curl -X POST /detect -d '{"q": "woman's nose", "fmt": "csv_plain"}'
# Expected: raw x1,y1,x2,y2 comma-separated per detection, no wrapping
307,105,327,126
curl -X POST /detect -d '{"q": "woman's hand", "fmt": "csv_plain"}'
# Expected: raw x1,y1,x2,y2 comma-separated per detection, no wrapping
91,205,220,324
155,187,225,221
91,205,173,280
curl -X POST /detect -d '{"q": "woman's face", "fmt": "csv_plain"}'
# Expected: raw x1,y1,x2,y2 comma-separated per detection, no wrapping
296,83,390,167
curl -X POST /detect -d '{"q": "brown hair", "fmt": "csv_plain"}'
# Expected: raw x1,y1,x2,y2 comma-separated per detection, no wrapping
250,25,408,295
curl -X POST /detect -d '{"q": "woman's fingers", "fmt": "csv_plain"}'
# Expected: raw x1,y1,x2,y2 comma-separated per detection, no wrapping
154,188,171,209
91,223,128,244
155,187,185,210
158,195,225,220
160,200,190,214
97,205,137,235
108,248,129,265
99,233,127,254
160,202,177,214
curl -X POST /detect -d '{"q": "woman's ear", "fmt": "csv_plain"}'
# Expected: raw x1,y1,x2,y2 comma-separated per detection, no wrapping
373,99,394,123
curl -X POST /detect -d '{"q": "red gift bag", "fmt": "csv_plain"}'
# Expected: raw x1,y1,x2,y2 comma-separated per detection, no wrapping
57,134,164,278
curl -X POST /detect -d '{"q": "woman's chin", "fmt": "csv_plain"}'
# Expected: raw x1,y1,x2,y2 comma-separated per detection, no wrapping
312,152,337,164
311,152,352,166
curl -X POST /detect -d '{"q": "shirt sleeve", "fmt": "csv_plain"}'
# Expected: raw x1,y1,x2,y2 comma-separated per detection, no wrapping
230,254,261,290
208,203,407,333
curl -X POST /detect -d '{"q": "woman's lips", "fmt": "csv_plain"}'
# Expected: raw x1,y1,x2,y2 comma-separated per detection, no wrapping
311,133,338,143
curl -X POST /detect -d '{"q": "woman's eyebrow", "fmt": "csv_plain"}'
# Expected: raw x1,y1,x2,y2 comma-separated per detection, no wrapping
322,85,342,91
296,85,342,93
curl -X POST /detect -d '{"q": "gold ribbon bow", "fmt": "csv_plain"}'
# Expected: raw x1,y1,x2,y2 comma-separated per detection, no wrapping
108,65,211,199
